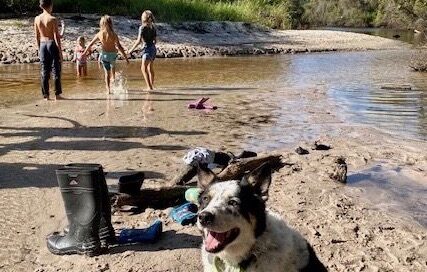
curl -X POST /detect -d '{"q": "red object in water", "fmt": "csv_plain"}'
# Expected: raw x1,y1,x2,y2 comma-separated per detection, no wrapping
188,97,217,110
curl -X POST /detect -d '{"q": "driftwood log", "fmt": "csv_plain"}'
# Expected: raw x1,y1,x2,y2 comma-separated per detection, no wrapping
111,186,190,209
217,155,284,180
171,164,198,186
172,154,284,186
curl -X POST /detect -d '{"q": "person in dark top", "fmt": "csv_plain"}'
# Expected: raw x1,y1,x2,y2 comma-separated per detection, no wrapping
129,10,157,91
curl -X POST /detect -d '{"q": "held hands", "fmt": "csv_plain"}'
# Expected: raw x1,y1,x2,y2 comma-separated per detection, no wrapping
124,53,130,64
123,48,130,64
83,47,91,56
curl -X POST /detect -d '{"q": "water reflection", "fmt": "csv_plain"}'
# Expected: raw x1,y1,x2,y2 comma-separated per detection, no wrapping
143,92,155,122
276,50,427,141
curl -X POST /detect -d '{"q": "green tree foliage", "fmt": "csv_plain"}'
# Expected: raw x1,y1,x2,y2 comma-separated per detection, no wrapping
302,0,378,27
1,0,427,29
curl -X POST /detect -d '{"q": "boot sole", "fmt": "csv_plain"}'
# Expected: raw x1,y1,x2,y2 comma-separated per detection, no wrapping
63,227,116,248
47,242,101,257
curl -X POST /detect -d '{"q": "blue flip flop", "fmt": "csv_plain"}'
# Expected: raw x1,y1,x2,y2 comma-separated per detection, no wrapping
170,202,198,226
118,220,163,244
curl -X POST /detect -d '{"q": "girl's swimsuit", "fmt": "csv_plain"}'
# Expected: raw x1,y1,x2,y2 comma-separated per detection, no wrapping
74,45,87,66
142,44,157,61
100,51,117,71
139,25,157,61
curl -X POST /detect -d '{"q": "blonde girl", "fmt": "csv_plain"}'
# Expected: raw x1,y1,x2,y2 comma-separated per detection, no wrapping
84,15,129,93
129,10,157,91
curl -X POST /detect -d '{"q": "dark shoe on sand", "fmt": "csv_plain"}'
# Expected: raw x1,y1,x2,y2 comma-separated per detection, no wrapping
235,150,258,159
119,172,145,195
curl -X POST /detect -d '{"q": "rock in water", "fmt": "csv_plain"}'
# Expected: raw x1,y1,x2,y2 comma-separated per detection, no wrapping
329,157,347,183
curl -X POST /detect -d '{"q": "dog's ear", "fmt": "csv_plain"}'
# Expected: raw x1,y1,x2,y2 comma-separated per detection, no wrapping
197,165,217,190
244,163,272,201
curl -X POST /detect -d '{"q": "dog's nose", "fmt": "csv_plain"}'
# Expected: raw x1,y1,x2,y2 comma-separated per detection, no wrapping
198,211,215,226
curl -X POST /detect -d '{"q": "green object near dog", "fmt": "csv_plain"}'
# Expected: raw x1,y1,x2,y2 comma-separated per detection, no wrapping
212,256,244,272
185,187,202,204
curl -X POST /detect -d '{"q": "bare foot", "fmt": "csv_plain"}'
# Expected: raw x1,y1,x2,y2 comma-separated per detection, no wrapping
43,97,50,101
55,95,64,100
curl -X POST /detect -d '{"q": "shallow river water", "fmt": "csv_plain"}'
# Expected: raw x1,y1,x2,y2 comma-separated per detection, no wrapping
0,49,426,142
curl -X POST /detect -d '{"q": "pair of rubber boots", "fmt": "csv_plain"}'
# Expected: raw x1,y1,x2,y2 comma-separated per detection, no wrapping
47,164,115,256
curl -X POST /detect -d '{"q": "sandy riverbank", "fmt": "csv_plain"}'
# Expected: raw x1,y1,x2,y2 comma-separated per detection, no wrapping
0,15,405,64
0,75,426,271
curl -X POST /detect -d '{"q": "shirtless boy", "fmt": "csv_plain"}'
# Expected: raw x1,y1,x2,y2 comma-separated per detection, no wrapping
34,0,63,100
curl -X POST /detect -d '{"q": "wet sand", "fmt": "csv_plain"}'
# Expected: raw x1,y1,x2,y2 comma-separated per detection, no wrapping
0,78,426,271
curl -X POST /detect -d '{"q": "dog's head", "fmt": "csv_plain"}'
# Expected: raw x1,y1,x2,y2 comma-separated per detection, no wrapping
196,163,272,255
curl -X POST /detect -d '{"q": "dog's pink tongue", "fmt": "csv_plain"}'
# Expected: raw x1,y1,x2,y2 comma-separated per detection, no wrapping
205,231,226,251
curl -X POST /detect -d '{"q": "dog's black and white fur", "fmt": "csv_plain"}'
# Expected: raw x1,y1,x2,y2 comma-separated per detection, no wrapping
197,163,327,272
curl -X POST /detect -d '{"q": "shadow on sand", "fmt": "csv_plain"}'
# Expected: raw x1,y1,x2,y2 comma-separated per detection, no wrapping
0,162,166,189
109,230,202,254
0,115,207,156
0,115,207,189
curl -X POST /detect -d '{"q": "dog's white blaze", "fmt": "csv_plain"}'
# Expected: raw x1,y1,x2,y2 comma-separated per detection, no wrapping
207,180,240,208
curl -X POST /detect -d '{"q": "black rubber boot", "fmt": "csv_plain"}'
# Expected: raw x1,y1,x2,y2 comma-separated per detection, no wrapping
64,164,116,248
47,168,101,256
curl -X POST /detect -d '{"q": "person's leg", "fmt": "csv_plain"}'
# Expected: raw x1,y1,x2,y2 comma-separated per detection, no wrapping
111,65,116,83
82,64,87,76
147,60,155,89
50,43,63,99
39,43,52,99
141,59,152,91
76,64,81,77
104,68,111,94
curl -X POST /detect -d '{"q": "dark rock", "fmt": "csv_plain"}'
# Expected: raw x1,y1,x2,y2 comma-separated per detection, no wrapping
295,146,309,155
329,156,347,184
312,141,332,151
331,239,346,244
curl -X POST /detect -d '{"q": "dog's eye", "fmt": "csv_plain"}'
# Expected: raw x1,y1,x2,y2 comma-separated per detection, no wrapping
228,199,239,207
202,195,210,203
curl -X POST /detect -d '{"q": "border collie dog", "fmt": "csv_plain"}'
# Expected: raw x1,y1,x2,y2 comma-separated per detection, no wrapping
197,163,327,272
